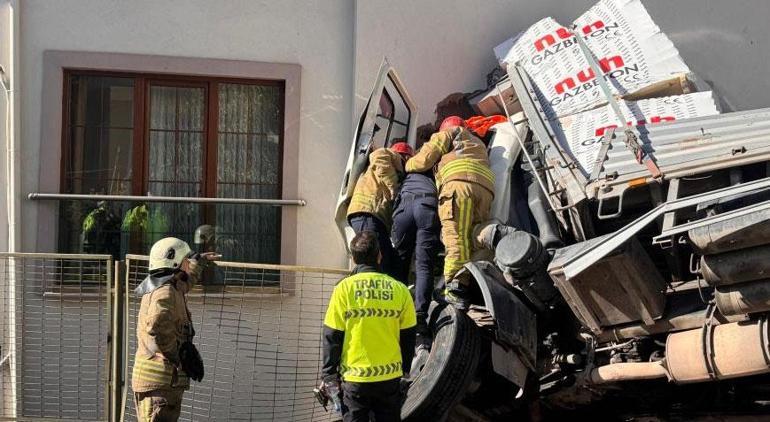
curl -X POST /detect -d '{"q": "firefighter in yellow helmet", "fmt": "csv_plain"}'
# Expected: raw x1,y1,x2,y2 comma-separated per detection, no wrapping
405,116,494,311
347,141,414,276
132,237,215,421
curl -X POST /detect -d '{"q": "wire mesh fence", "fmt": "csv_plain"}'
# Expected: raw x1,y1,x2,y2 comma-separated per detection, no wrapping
0,253,112,421
122,255,347,422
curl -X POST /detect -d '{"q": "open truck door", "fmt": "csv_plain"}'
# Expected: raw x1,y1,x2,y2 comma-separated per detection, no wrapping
334,58,417,251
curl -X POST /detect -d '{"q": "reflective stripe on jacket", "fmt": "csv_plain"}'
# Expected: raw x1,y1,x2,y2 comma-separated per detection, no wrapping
347,148,404,227
405,127,494,194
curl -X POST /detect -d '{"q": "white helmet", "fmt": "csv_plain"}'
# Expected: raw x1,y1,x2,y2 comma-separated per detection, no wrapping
149,237,193,272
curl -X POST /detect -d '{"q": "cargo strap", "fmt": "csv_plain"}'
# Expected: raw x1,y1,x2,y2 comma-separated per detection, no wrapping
590,127,616,181
571,28,663,181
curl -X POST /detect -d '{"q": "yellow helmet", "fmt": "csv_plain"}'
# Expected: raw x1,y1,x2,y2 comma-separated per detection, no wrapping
149,237,192,272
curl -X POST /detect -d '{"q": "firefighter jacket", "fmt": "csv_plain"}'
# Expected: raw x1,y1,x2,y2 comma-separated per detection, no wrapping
405,127,495,194
132,274,192,392
347,148,405,228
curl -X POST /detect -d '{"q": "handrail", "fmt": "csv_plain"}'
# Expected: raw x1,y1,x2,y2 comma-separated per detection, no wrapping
0,252,113,260
27,192,306,206
124,254,349,275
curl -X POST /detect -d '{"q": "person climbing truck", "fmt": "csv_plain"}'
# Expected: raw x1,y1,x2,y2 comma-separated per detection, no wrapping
347,142,414,276
405,116,494,311
390,137,441,367
320,230,417,421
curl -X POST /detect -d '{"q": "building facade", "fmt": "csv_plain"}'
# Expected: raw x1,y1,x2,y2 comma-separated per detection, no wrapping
1,0,770,267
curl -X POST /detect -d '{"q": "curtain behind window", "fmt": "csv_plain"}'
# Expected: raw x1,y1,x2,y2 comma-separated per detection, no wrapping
216,84,282,263
141,85,206,251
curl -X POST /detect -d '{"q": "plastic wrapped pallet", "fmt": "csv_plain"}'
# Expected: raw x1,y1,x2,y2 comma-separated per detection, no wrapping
553,91,721,175
494,0,693,119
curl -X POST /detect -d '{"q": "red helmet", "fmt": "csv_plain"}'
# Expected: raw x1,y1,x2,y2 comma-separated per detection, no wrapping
390,141,414,157
439,116,466,131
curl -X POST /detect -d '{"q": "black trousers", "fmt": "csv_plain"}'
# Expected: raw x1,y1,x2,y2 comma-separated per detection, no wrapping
391,195,440,318
341,378,401,422
348,213,395,276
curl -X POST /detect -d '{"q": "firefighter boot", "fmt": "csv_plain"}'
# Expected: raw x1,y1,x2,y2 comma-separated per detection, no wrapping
444,280,471,312
410,315,432,378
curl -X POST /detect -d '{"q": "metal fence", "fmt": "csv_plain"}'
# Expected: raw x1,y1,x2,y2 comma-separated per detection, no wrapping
0,253,112,421
0,252,345,421
121,255,347,422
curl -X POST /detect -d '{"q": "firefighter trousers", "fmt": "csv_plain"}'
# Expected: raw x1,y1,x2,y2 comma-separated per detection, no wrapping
439,181,493,286
391,193,440,318
134,388,185,422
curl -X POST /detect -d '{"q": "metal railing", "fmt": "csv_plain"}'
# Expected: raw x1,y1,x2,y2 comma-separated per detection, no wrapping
121,255,347,422
0,252,347,421
27,193,306,207
0,253,112,422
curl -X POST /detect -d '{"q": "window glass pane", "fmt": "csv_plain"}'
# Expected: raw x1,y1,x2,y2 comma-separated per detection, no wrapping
216,83,282,263
143,85,206,251
383,75,411,146
371,91,394,150
59,75,134,257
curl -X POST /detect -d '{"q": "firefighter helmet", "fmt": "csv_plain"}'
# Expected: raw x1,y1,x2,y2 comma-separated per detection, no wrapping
390,141,414,157
439,116,465,131
149,237,193,273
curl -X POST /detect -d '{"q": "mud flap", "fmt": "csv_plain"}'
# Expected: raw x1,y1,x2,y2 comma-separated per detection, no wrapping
462,261,537,384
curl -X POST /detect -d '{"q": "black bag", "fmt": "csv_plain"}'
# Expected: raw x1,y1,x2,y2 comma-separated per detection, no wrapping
179,341,204,382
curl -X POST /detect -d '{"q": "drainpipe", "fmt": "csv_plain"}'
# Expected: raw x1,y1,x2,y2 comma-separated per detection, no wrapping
5,0,20,416
7,0,20,253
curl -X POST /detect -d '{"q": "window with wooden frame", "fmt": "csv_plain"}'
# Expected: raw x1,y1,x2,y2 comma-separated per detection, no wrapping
59,71,284,264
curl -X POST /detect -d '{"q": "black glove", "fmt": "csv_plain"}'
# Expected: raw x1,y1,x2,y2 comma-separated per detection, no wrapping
179,341,204,382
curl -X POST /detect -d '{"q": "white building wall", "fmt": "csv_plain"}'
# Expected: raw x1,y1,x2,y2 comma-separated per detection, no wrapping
16,0,355,268
354,0,770,128
4,0,770,263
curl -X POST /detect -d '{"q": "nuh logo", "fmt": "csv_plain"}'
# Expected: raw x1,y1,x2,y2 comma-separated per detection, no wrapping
554,56,625,95
533,21,607,52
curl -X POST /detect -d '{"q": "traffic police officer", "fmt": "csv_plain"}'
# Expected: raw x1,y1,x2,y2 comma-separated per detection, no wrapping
390,141,440,362
405,116,494,310
347,142,414,276
132,237,209,421
321,230,417,421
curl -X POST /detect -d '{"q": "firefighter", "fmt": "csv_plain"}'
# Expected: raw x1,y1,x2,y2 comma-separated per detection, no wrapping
390,139,440,366
193,224,216,253
405,116,494,311
132,237,211,422
81,200,121,258
347,142,414,276
320,230,417,421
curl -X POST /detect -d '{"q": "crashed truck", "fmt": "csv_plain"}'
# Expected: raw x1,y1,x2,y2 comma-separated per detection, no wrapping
335,0,770,419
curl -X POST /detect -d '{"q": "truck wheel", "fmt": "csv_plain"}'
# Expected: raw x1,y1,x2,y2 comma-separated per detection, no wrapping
401,304,482,421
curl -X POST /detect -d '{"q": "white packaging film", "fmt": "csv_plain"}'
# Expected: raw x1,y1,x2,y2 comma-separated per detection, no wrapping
554,91,721,176
494,0,691,119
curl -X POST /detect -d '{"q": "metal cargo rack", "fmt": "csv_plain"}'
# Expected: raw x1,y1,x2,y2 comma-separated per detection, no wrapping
504,53,770,218
498,29,770,279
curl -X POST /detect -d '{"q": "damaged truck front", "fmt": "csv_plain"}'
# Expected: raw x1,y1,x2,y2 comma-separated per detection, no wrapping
336,1,770,420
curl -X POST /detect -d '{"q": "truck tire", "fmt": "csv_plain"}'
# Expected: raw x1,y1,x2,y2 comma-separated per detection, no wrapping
401,304,482,421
